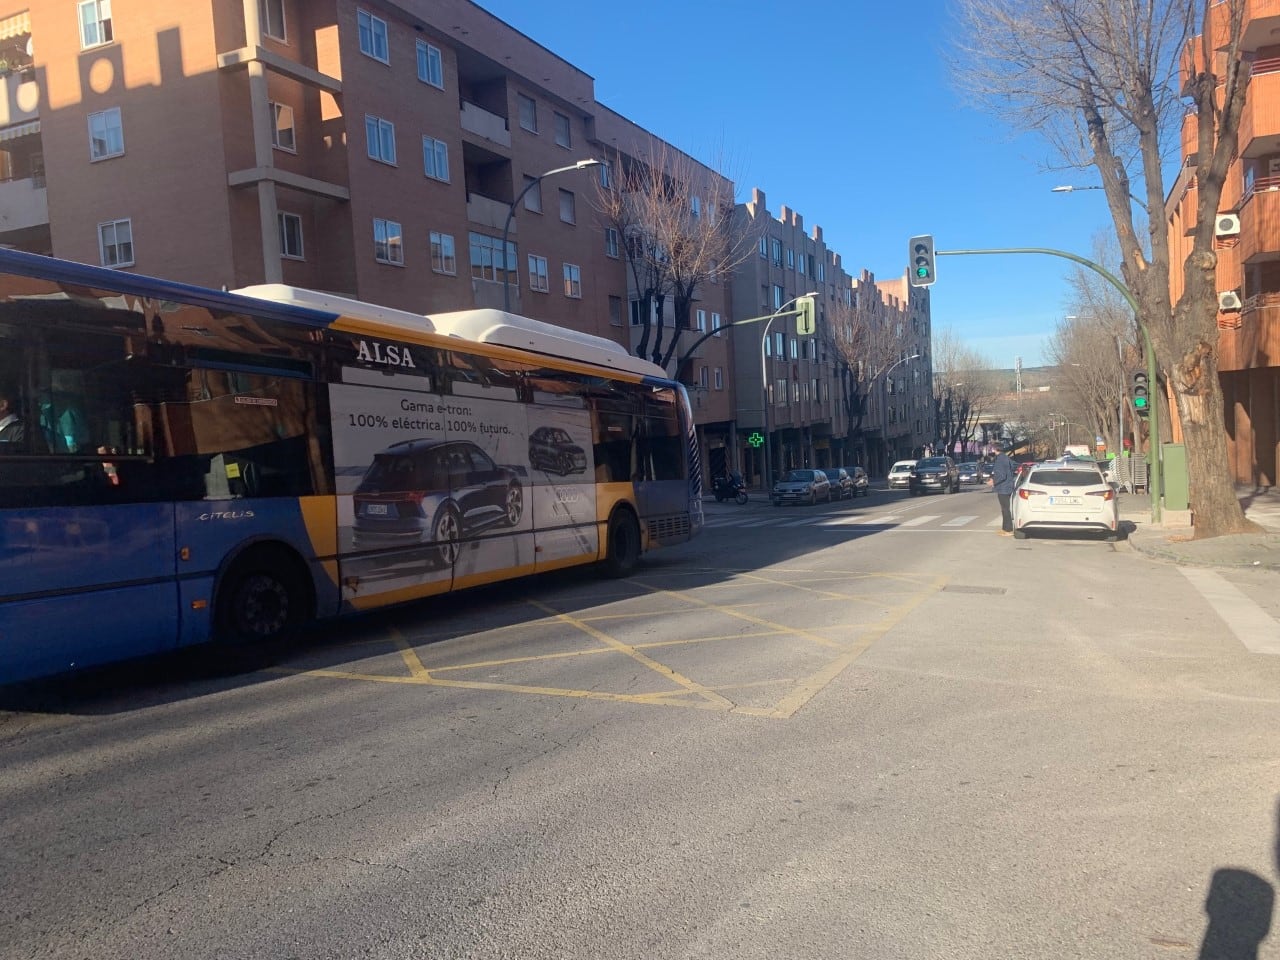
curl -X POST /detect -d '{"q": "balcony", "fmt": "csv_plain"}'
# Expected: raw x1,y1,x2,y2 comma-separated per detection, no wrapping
466,191,510,231
0,72,38,127
460,101,510,150
1239,176,1280,262
0,175,47,232
1241,0,1280,50
1239,65,1280,157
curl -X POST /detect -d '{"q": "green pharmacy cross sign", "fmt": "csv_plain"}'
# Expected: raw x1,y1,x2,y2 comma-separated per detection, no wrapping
747,431,765,448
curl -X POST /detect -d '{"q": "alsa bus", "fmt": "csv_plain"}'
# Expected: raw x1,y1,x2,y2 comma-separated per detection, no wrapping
0,249,703,685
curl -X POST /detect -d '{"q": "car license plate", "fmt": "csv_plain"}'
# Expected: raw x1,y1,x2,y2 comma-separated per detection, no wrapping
1049,496,1082,505
364,503,390,516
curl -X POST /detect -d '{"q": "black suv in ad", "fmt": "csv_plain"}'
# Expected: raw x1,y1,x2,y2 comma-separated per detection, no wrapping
528,426,588,476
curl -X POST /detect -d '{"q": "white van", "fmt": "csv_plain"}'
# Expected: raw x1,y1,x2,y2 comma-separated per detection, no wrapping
888,459,917,490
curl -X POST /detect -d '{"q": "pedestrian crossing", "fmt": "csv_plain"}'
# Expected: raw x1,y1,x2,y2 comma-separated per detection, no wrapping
702,511,1002,532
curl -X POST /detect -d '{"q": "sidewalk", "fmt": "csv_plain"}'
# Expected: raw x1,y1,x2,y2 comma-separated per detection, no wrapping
1122,483,1280,571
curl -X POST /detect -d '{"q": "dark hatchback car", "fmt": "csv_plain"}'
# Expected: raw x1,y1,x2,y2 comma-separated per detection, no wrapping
529,426,587,476
909,455,960,495
957,461,982,484
352,439,524,563
822,467,856,500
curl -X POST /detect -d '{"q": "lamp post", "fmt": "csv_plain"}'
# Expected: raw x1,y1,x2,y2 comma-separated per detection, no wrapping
501,159,603,312
759,292,819,494
873,353,920,472
1051,184,1150,215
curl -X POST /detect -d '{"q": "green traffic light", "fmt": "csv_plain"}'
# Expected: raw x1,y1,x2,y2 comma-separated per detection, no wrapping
915,266,931,279
1134,396,1148,409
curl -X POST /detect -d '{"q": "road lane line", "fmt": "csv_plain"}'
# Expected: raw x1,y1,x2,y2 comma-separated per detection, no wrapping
1178,568,1280,655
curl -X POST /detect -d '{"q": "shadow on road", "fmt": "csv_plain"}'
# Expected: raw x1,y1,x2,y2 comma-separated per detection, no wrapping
1194,798,1279,960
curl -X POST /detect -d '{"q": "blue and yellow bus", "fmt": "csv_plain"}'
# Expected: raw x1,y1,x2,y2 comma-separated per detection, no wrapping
0,249,703,685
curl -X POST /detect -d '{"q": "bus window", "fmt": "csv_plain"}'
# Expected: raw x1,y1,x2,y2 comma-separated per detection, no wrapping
638,389,684,481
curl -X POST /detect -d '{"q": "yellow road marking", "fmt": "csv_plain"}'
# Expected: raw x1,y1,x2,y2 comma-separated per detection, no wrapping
393,629,432,680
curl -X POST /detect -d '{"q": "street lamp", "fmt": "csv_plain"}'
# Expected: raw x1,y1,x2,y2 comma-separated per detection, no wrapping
501,159,603,311
873,353,920,470
760,291,819,494
1051,184,1150,215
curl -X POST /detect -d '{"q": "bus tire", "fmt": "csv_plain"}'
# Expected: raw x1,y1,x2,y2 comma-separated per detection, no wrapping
214,545,311,665
600,507,641,578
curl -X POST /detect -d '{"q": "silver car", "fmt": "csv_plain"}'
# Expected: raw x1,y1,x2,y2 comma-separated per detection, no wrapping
772,469,832,506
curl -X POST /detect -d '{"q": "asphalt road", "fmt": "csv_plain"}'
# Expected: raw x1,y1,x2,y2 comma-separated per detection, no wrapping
3,482,1280,959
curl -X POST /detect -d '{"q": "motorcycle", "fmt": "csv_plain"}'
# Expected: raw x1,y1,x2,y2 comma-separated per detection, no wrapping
713,472,749,505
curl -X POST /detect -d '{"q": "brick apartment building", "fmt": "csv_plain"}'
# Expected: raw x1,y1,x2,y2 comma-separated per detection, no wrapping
1168,0,1280,487
0,0,930,486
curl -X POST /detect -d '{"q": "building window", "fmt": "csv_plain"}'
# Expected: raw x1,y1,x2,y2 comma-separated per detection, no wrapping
605,227,620,258
798,254,807,276
469,232,514,284
759,237,767,258
559,189,575,224
793,381,801,403
430,231,456,274
775,378,788,404
699,366,709,389
691,196,701,218
770,239,782,265
357,9,389,63
365,116,396,164
772,284,784,309
609,295,623,326
773,331,783,355
811,378,819,400
712,312,722,336
270,102,295,152
88,108,124,161
78,0,113,49
278,212,303,259
98,218,133,267
598,162,611,188
523,176,542,212
259,0,286,40
695,309,706,332
790,338,798,360
422,136,449,181
554,112,571,148
517,94,537,133
373,218,403,265
786,248,794,269
563,263,582,299
817,261,826,281
714,367,724,390
416,40,443,88
528,254,549,292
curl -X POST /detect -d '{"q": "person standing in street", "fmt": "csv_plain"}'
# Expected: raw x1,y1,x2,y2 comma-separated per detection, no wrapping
990,445,1016,536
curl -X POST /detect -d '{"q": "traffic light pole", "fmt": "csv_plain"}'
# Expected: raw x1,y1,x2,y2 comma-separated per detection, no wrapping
936,247,1161,522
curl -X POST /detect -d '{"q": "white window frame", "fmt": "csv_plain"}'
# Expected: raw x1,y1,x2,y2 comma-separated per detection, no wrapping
786,248,795,269
416,39,443,88
772,284,784,309
278,212,304,260
469,232,514,284
695,309,706,332
270,102,295,152
558,189,575,224
259,0,286,41
78,0,113,49
87,107,124,161
528,254,549,293
365,115,396,165
97,218,133,268
691,196,701,218
430,231,456,275
699,366,709,389
598,162,611,188
714,367,724,390
517,94,538,133
770,239,782,265
712,312,722,337
373,218,404,266
563,263,582,299
554,112,571,148
422,136,449,182
605,227,619,258
357,9,389,63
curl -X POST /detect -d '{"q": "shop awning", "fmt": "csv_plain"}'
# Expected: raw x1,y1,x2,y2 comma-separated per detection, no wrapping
0,119,39,142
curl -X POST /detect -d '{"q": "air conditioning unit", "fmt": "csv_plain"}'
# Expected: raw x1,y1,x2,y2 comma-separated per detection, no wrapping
1218,290,1243,310
1215,214,1241,237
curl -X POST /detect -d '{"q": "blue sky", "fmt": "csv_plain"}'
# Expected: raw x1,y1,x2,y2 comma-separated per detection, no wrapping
480,0,1115,369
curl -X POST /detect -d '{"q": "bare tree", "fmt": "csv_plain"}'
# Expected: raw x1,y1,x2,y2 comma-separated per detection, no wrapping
933,329,1000,454
595,143,755,374
953,0,1258,537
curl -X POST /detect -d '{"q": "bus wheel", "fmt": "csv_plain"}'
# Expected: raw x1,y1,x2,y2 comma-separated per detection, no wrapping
600,507,641,578
215,549,309,662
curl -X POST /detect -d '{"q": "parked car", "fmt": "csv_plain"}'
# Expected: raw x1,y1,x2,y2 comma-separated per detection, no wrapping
352,439,524,564
887,460,917,490
909,455,960,495
529,426,587,476
1011,460,1119,541
822,467,856,500
957,461,982,485
848,465,870,497
773,468,832,506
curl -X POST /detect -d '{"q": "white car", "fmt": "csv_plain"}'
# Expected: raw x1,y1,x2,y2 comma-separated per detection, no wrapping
887,460,917,490
1011,461,1120,541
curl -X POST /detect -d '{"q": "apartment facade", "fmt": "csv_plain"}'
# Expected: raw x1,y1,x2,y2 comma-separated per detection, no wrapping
1168,0,1280,486
730,189,933,485
0,0,737,481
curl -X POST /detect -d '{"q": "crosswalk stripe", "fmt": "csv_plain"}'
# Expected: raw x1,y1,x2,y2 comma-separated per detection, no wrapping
901,515,938,527
943,516,979,527
987,516,1003,526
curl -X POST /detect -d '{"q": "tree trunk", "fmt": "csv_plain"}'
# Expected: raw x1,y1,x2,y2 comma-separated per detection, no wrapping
1171,344,1260,537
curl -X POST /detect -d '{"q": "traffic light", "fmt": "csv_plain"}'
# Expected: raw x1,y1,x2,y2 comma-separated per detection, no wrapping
795,295,816,335
908,235,936,287
1132,371,1150,417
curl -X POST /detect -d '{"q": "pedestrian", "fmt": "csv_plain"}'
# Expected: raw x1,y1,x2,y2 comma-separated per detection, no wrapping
989,444,1016,536
0,385,25,447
